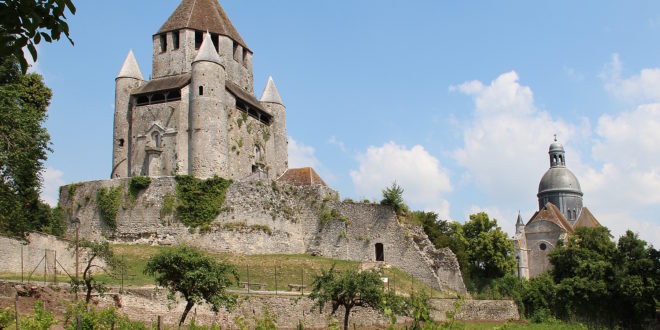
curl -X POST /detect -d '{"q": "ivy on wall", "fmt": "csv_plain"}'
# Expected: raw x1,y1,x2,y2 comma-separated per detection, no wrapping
174,175,232,229
96,185,123,230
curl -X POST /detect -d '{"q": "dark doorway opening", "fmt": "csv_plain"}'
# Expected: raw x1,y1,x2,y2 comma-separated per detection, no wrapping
375,243,384,261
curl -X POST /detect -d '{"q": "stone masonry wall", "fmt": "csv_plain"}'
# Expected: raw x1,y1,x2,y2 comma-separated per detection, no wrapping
59,177,466,293
0,233,100,277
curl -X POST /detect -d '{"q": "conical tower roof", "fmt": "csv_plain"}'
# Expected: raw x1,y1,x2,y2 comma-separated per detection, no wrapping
157,0,249,51
194,32,222,64
260,76,283,105
117,50,143,80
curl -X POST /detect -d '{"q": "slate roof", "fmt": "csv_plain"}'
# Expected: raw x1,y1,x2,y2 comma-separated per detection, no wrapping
132,73,191,95
527,202,574,234
225,81,270,116
157,0,249,51
277,168,327,187
573,207,601,229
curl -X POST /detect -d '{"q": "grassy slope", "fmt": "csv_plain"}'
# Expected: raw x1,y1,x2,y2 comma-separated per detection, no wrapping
3,244,453,298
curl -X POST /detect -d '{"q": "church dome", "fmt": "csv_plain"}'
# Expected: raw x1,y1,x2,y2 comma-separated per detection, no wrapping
538,167,582,195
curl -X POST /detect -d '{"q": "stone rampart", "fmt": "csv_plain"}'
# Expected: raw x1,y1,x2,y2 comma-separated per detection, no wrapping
59,177,466,293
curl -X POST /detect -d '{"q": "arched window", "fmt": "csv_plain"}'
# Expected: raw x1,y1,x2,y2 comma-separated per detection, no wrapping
375,243,384,261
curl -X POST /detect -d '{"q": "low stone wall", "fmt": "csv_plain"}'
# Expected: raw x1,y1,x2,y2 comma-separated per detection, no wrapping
0,233,76,277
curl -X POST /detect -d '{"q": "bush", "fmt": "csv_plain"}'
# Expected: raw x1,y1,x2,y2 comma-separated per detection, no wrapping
65,303,147,330
96,185,123,230
380,182,408,215
175,175,232,229
21,300,54,330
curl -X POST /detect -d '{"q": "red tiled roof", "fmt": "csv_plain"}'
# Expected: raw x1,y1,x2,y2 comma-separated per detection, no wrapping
527,202,574,234
277,168,327,187
573,207,601,229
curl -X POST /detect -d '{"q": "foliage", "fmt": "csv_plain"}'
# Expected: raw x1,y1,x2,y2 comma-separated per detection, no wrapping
64,302,147,330
222,222,272,235
254,309,278,330
160,193,176,222
20,300,54,330
0,0,76,73
174,175,232,229
380,182,408,215
462,213,515,286
96,185,123,230
144,246,238,326
309,266,386,330
0,56,57,237
128,176,151,203
75,240,122,304
0,307,13,329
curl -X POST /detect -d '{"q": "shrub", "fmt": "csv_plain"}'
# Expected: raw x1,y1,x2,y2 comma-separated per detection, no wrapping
160,193,176,221
96,185,123,230
175,175,232,229
21,300,54,330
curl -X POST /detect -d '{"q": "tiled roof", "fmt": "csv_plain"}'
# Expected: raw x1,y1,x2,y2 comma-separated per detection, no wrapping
573,207,601,229
277,168,327,187
132,73,191,95
157,0,249,51
527,202,574,234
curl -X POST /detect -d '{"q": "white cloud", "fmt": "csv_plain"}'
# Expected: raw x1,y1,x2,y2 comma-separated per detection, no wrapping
40,167,64,206
602,53,660,102
578,103,660,246
328,136,347,153
287,137,319,168
350,142,452,218
452,71,574,206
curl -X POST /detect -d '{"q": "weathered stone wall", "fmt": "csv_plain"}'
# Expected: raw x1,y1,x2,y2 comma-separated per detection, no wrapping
0,233,100,277
59,178,465,293
525,221,562,277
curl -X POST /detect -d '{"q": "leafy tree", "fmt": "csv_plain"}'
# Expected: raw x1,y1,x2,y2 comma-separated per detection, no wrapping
0,0,76,73
380,182,407,215
144,246,238,327
521,273,556,322
0,55,61,237
309,266,386,330
75,240,122,304
462,213,515,285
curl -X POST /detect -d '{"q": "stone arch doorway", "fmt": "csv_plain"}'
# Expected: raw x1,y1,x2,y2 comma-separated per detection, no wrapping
375,243,384,261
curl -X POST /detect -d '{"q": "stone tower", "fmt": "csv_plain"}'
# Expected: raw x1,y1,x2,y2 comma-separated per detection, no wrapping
537,137,583,225
111,0,288,180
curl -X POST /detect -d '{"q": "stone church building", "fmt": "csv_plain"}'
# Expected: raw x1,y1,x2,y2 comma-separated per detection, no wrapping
513,138,601,279
112,0,288,181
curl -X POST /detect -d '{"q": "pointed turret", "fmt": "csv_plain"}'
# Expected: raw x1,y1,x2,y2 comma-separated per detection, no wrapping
193,32,222,65
259,76,287,177
515,211,525,234
260,76,283,105
117,50,143,80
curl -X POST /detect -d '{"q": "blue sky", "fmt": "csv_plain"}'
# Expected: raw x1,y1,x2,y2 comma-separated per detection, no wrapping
36,1,660,246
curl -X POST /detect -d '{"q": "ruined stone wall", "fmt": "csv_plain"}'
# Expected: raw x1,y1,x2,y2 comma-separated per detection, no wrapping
306,200,466,293
0,233,100,277
59,177,465,293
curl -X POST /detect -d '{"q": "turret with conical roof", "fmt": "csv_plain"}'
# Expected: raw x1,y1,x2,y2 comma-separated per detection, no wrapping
112,50,145,178
189,32,227,178
260,76,288,177
152,0,254,93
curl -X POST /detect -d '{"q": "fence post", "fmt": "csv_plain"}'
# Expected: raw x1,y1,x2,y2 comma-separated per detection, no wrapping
43,250,47,283
54,251,57,284
274,265,278,295
20,245,24,283
15,293,20,330
246,264,250,294
157,315,162,330
301,268,304,296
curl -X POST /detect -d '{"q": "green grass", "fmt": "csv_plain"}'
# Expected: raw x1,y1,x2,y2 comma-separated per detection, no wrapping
0,244,454,297
461,320,586,329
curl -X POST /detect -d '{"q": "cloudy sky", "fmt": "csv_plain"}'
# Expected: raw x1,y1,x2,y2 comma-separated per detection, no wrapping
36,1,660,246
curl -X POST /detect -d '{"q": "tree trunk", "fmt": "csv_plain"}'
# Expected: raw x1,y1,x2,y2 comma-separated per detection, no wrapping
343,306,351,330
179,301,194,327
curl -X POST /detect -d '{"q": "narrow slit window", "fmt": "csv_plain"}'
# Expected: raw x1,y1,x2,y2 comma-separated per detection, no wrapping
195,31,203,50
160,34,167,53
199,86,204,96
211,33,219,52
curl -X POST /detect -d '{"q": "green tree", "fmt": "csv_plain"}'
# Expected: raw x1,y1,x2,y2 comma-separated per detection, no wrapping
412,211,470,280
0,0,76,73
75,240,122,304
0,55,61,237
309,266,386,330
380,182,407,215
462,213,515,285
144,246,238,327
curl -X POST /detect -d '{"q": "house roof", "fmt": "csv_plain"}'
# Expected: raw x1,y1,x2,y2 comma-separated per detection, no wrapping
527,202,574,234
277,168,327,187
157,0,249,51
573,207,601,229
